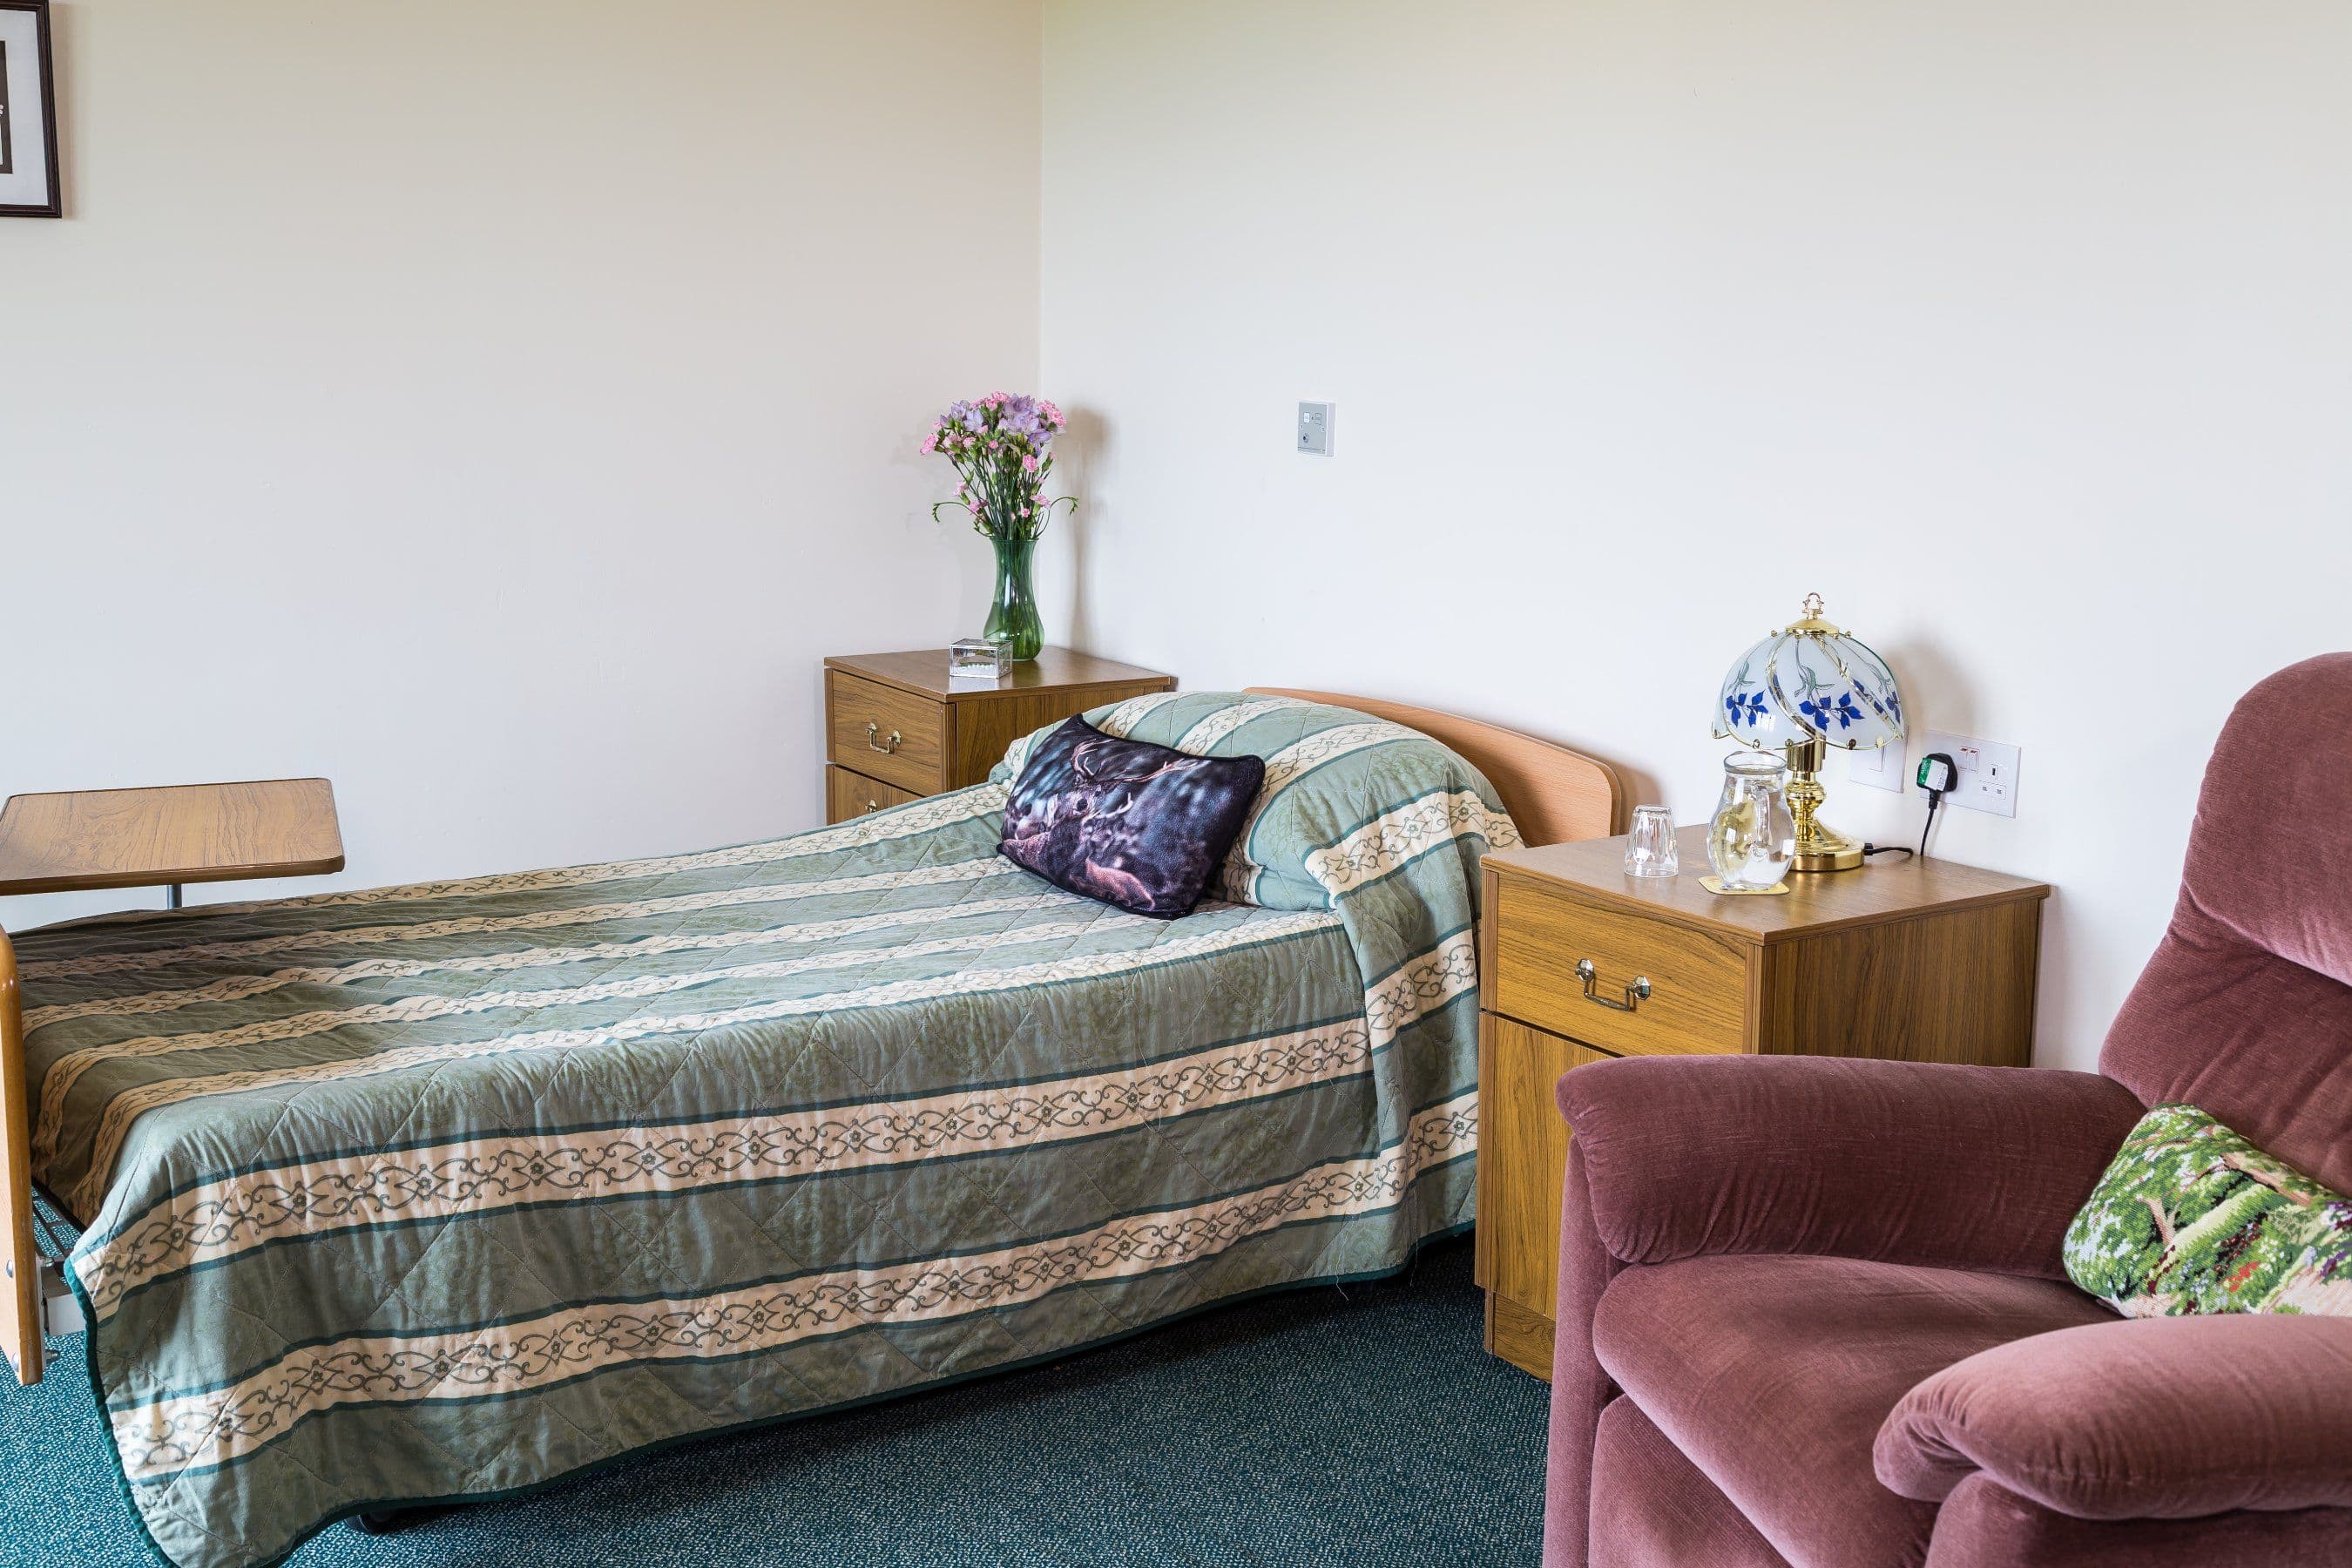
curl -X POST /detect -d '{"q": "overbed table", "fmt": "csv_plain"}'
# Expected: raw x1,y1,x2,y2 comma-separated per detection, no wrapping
0,777,346,1382
0,777,345,908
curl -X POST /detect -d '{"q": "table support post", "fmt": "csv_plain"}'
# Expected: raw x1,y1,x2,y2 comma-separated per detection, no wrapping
166,883,183,910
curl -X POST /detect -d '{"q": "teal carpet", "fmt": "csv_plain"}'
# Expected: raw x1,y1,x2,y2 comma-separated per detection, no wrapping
1,1240,1545,1567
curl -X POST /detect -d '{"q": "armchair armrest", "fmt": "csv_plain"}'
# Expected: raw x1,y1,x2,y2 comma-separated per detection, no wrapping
1876,1315,2352,1518
1558,1054,2145,1278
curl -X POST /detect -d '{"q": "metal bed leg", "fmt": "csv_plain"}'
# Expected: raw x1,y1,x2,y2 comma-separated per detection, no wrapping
348,1511,411,1536
38,1259,84,1339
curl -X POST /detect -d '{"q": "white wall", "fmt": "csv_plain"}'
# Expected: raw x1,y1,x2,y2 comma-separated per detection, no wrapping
1041,1,2352,1071
9,3,2348,1076
1,0,1041,930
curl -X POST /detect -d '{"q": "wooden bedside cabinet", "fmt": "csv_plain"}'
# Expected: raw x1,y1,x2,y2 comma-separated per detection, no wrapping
821,648,1176,822
1473,823,2051,1379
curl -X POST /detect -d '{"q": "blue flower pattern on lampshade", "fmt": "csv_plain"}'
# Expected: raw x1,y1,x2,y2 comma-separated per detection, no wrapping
1800,692,1864,731
1710,609,1905,754
1725,689,1769,729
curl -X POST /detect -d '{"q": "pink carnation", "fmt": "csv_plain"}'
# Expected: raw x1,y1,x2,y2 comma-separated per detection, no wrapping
921,392,1072,542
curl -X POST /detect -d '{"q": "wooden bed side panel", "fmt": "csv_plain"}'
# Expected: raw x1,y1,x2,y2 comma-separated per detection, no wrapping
1244,688,1624,846
0,926,40,1384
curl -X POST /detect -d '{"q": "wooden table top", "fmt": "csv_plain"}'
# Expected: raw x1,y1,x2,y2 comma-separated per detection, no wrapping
1486,823,2049,943
0,778,345,897
825,647,1177,703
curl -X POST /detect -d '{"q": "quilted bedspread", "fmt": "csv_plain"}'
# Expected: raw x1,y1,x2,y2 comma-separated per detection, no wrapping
15,691,1515,1568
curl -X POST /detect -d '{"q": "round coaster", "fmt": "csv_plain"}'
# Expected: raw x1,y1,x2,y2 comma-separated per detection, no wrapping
1700,875,1790,896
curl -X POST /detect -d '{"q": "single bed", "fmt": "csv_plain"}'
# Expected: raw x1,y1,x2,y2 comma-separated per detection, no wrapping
0,687,1618,1568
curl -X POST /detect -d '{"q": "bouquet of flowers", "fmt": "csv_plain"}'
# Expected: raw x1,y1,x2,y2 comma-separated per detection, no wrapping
923,393,1074,542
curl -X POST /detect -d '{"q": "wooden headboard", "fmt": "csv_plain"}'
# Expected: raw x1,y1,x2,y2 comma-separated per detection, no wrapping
1245,688,1623,847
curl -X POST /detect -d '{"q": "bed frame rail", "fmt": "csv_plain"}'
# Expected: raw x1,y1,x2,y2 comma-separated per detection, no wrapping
2,924,44,1384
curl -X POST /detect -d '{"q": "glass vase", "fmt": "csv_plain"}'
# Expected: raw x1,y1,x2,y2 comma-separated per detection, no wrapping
1707,753,1796,891
983,535,1043,662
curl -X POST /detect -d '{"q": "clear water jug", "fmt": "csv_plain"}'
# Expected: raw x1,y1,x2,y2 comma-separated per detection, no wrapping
1707,753,1796,891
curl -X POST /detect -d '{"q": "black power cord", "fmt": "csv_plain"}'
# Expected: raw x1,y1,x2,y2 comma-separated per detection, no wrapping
1848,752,1965,865
1855,752,1961,864
1912,751,1957,860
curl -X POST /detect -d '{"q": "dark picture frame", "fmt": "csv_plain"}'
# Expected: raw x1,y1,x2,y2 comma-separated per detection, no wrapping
0,0,60,219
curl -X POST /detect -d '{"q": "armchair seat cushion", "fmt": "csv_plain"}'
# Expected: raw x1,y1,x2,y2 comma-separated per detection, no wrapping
1591,1398,1786,1568
1592,1254,2112,1568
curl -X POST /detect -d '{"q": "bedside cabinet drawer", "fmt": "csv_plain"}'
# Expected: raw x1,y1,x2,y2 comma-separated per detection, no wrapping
1491,882,1749,1057
826,672,947,794
826,766,922,824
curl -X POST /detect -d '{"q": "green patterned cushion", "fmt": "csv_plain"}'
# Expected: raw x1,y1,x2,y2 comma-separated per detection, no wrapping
2065,1103,2352,1317
991,690,1517,912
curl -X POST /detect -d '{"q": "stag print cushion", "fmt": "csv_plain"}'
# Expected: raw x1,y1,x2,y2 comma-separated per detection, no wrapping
999,717,1264,917
2065,1104,2352,1318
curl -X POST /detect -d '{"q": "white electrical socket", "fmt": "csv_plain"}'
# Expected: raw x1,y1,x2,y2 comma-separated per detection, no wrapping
1296,402,1333,456
1846,740,1904,793
1921,731,2021,818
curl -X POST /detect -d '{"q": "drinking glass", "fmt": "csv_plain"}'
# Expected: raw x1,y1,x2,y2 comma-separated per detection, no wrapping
1624,805,1678,877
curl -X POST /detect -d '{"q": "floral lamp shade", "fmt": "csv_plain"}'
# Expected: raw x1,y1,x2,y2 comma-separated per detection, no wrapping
1712,595,1905,753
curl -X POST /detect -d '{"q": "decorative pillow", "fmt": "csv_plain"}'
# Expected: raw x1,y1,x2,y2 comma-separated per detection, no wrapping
997,716,1264,918
2065,1103,2352,1318
991,691,1520,912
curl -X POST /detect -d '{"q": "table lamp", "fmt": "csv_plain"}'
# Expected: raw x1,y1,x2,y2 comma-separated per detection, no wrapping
1711,592,1905,872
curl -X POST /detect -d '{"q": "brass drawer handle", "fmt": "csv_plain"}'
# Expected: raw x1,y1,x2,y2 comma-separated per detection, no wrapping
1575,958,1652,1012
865,722,902,755
864,797,882,814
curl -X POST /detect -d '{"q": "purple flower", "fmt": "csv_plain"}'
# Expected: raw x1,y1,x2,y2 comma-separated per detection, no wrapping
923,391,1075,543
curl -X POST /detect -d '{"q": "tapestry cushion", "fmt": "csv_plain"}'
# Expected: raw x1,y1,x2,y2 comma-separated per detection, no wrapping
998,716,1263,917
2064,1103,2352,1317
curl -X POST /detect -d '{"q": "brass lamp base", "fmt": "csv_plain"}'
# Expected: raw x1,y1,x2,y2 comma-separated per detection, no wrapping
1783,737,1865,873
1791,825,1866,873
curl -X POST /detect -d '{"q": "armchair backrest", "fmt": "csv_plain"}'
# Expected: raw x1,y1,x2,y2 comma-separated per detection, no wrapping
2101,652,2352,1193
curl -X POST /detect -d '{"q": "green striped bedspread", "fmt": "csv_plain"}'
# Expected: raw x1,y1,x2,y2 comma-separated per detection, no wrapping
16,692,1517,1568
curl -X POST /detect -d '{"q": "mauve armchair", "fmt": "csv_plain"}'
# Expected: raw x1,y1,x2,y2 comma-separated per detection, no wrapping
1541,653,2352,1567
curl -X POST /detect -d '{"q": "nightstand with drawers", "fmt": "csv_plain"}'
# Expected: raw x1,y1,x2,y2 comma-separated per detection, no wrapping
1473,823,2051,1378
821,648,1177,822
